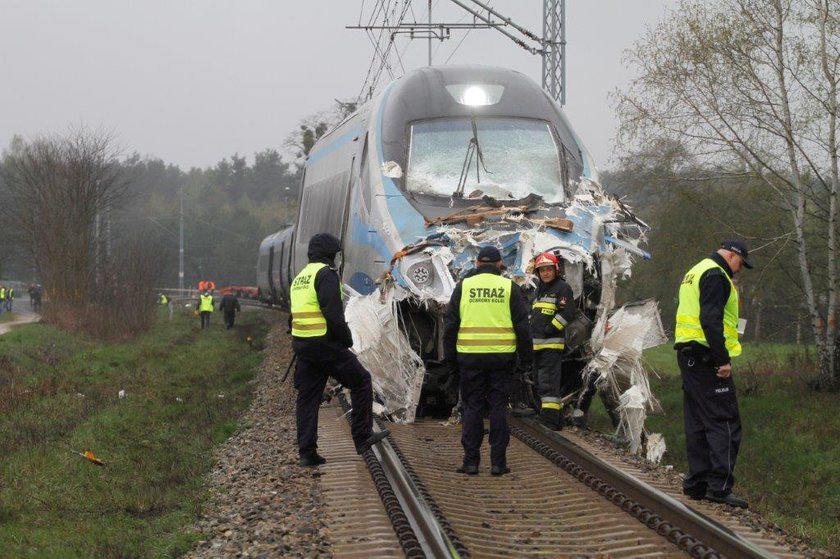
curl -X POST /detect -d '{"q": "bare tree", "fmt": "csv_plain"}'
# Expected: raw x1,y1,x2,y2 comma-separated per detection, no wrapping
617,0,840,389
283,99,358,165
1,127,128,317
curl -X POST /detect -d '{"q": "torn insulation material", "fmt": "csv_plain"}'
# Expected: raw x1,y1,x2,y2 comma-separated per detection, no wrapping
345,285,426,423
583,294,668,460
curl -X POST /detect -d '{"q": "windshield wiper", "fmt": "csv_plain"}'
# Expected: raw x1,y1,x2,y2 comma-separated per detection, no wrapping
453,115,491,198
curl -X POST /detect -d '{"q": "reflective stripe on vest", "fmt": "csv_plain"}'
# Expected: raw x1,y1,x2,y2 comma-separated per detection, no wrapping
290,262,329,338
199,294,214,312
457,273,516,353
675,258,742,357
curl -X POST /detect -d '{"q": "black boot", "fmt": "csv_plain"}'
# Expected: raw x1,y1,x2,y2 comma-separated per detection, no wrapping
355,429,391,454
539,408,563,430
299,453,326,467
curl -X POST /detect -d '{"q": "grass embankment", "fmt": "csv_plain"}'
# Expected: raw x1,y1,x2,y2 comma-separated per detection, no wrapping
587,343,839,553
0,309,271,558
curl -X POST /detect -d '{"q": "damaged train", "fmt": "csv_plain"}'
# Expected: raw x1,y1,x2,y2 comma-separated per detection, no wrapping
258,65,666,453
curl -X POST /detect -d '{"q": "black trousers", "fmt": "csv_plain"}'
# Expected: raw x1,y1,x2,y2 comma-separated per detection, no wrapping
677,350,742,496
535,349,563,405
293,342,373,457
459,363,513,468
223,310,236,329
200,311,211,328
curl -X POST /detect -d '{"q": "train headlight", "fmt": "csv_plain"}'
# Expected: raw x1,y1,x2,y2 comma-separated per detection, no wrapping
446,84,504,106
409,263,433,285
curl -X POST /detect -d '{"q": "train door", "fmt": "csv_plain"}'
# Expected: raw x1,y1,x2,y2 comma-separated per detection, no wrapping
336,150,359,279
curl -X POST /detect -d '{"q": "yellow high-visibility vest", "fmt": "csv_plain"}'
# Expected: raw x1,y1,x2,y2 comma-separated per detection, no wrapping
675,258,742,357
457,273,516,354
290,263,330,338
199,294,214,312
0,287,5,300
160,294,169,305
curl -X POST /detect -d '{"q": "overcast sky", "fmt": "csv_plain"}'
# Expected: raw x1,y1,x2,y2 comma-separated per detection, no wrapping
0,1,675,171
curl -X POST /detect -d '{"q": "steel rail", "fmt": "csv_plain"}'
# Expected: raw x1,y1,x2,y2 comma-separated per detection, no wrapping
511,418,778,559
338,393,463,558
371,424,463,558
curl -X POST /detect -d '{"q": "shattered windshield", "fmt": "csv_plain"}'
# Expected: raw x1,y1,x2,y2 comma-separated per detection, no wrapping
407,117,565,203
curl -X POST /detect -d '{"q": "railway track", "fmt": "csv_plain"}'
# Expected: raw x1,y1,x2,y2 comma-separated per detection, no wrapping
320,397,805,558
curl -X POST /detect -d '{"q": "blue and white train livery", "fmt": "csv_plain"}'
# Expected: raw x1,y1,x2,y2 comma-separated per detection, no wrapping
258,65,651,422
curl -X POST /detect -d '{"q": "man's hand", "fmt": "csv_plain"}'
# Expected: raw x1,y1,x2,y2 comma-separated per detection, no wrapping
715,363,732,378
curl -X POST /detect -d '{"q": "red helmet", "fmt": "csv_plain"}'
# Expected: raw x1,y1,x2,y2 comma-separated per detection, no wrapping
534,252,559,270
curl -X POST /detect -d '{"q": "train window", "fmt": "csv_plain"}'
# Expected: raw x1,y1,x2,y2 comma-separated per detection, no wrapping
296,172,350,245
406,117,565,204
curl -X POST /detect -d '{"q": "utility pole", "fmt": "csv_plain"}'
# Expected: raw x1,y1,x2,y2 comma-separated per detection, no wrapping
542,0,565,105
179,185,184,292
428,0,432,66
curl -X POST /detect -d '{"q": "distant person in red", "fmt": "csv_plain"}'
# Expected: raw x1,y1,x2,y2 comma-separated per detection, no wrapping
218,293,241,329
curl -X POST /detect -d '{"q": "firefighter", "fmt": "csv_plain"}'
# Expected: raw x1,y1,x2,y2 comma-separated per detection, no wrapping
198,290,214,328
443,245,533,476
290,233,390,467
674,240,752,509
529,252,576,430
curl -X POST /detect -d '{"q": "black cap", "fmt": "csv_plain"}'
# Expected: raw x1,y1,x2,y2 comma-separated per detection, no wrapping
476,245,502,263
721,240,753,269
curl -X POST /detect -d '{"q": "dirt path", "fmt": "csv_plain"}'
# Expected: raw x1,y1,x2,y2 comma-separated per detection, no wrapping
0,309,40,335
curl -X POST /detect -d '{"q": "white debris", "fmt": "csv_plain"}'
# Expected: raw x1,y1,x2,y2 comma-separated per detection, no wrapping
345,285,426,423
645,433,667,464
616,385,647,454
381,161,403,178
584,252,668,457
118,389,125,399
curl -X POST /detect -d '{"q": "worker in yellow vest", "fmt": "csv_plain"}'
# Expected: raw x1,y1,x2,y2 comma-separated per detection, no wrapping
443,245,533,476
198,291,214,328
674,240,752,509
290,233,390,467
0,286,5,315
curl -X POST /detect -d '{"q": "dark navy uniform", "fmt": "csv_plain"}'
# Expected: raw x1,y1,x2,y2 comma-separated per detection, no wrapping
291,233,387,465
674,242,751,507
443,248,532,474
218,294,241,329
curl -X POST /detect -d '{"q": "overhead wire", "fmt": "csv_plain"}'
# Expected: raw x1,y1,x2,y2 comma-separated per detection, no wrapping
444,0,493,64
358,0,413,102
